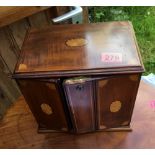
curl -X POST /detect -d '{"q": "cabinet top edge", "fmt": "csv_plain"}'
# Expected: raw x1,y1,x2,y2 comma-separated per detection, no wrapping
13,21,145,76
13,66,144,79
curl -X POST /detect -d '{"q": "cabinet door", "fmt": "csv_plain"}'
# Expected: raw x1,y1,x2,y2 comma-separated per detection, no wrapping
18,79,68,132
96,74,140,130
63,78,95,133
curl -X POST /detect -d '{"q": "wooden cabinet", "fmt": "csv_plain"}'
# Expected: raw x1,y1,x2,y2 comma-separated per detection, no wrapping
13,21,144,133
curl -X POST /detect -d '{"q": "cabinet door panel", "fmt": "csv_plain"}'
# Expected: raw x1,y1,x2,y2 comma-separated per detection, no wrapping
96,74,140,130
63,79,95,133
18,79,68,132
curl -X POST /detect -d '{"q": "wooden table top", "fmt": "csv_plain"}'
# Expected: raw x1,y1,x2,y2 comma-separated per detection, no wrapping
0,80,155,148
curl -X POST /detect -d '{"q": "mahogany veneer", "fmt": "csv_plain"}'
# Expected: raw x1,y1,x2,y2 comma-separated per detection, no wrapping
13,21,144,133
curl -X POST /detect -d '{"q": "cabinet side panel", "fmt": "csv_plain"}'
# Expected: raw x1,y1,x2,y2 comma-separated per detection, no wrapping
17,79,68,132
96,74,141,130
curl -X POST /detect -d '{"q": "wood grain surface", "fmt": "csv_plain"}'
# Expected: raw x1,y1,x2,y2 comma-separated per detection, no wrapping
0,80,154,148
14,21,144,78
6,18,30,51
27,11,51,29
0,6,51,28
17,79,68,131
96,74,140,129
0,8,52,119
0,6,89,120
63,80,95,133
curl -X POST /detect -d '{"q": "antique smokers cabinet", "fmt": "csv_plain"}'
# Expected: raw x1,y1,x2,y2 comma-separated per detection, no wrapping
13,21,144,134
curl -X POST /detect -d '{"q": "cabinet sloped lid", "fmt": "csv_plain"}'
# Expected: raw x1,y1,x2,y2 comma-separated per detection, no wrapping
13,21,144,78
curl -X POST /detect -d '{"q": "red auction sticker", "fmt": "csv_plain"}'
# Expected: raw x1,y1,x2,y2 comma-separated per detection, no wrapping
101,53,122,63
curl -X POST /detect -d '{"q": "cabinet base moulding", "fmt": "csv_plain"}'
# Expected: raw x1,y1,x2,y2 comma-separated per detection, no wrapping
37,126,132,133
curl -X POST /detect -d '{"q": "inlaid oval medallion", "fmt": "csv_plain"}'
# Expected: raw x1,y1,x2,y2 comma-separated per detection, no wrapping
41,103,53,115
99,80,108,87
46,83,56,90
110,101,122,113
18,63,27,71
66,38,87,47
129,74,139,81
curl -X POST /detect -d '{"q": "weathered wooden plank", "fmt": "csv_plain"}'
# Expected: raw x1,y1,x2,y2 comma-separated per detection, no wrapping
0,87,11,120
0,6,51,28
6,18,30,52
82,7,89,23
0,56,20,119
0,28,18,72
28,11,50,28
55,6,70,16
0,71,20,104
0,54,20,97
44,7,56,24
4,27,20,58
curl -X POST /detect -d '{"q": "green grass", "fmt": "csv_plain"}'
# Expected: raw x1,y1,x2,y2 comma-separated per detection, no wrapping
89,6,155,75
